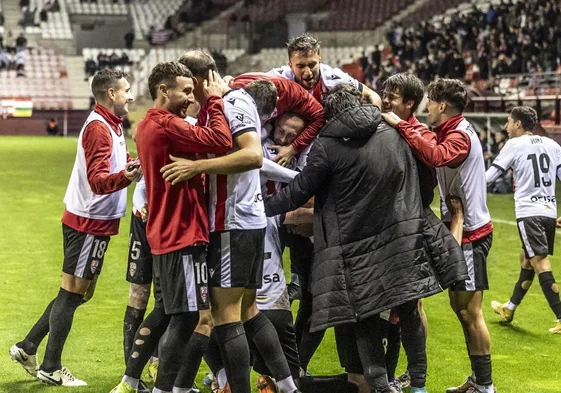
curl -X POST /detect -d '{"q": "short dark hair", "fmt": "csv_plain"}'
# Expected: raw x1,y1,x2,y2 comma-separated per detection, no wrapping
287,33,320,58
91,68,128,100
510,106,538,131
148,61,193,101
177,49,217,78
382,73,425,113
427,78,467,112
243,80,277,119
323,83,362,120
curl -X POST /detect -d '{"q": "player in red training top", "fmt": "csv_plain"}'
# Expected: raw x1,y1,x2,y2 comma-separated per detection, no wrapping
10,69,139,387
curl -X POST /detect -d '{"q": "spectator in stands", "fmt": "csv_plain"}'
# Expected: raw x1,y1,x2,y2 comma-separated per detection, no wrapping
0,47,12,70
0,12,5,26
15,49,26,76
84,58,97,80
19,0,30,10
15,33,27,52
379,0,561,84
39,8,48,22
124,30,134,50
46,118,59,136
18,8,37,28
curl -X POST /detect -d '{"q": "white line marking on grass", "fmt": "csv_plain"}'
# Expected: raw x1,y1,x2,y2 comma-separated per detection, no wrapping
430,206,561,234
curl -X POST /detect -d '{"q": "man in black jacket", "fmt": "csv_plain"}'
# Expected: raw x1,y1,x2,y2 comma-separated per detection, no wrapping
265,84,467,393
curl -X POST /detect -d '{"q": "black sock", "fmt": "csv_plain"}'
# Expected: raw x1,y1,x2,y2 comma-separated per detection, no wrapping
298,325,326,372
538,271,561,319
470,354,492,386
385,323,401,382
510,268,535,305
203,332,224,375
174,332,210,389
19,299,56,355
155,312,198,392
123,306,147,364
214,322,250,393
41,288,84,372
394,300,426,388
244,312,292,382
125,306,170,379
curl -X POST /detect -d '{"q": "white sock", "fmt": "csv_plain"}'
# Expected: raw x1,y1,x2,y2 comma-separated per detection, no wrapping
172,388,192,393
506,301,517,311
122,375,139,389
277,376,298,393
150,356,159,363
217,368,228,389
475,383,494,393
152,389,171,393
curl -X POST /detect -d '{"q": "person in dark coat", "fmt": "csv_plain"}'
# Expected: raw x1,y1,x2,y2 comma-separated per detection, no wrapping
265,84,467,393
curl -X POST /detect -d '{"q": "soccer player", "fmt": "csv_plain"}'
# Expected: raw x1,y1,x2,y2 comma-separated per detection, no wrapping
162,56,300,393
122,176,152,393
383,79,495,393
229,72,324,167
114,62,232,393
269,33,381,107
204,113,306,393
9,69,139,386
380,73,433,391
486,106,561,334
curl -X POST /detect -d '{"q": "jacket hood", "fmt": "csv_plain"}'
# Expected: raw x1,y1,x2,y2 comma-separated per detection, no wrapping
321,104,381,140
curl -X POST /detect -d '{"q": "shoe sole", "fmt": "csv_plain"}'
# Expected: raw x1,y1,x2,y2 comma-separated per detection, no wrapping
9,347,38,377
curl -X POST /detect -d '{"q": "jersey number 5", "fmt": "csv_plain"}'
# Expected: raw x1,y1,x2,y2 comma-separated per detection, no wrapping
527,153,551,187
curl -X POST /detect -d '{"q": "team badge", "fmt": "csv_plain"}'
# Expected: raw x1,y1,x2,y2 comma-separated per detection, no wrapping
129,262,137,277
200,286,209,304
90,259,99,274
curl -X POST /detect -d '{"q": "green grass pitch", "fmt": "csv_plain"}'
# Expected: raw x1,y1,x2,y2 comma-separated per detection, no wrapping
0,136,560,393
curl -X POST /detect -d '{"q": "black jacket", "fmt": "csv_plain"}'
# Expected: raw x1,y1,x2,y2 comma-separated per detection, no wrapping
266,105,466,331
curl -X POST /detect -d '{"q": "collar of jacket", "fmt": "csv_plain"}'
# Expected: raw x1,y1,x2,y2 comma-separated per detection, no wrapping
434,113,464,137
95,104,123,134
321,104,381,140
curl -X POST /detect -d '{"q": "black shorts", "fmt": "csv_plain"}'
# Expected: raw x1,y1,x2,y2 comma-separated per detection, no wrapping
207,229,265,289
451,233,493,292
152,246,210,315
126,214,153,285
62,224,110,280
517,216,556,259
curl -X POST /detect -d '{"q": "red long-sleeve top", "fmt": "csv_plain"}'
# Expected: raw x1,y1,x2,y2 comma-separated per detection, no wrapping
396,114,493,242
136,96,232,255
230,73,325,152
395,114,471,168
61,104,132,236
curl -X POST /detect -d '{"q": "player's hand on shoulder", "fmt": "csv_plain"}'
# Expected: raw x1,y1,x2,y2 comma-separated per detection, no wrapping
381,111,402,128
161,154,201,185
203,70,230,101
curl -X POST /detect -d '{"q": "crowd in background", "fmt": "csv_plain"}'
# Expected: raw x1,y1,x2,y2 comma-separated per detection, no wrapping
362,0,561,87
0,32,28,76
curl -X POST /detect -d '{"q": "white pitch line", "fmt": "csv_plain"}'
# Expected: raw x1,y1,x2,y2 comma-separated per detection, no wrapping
430,206,561,234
